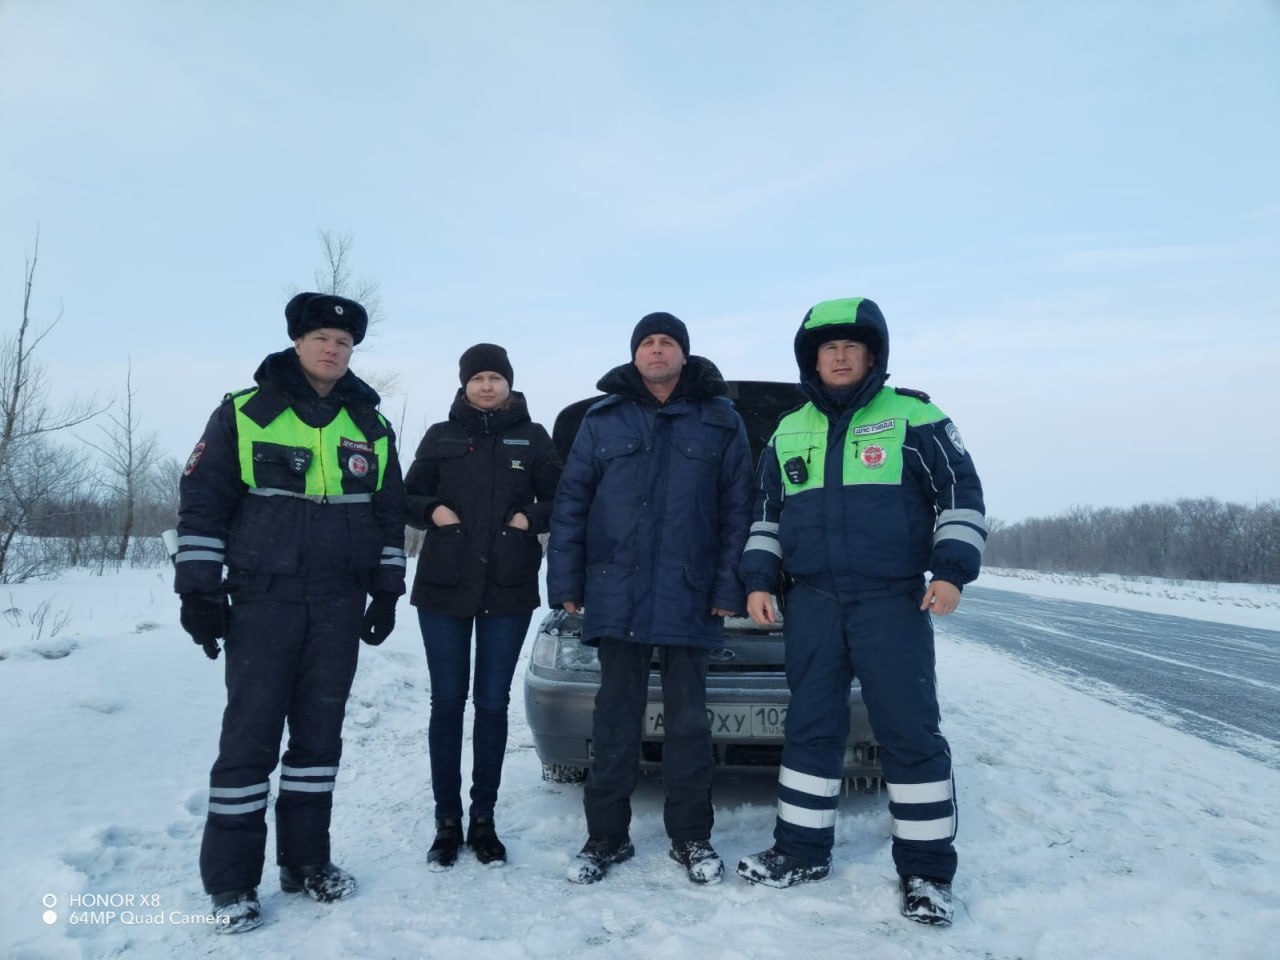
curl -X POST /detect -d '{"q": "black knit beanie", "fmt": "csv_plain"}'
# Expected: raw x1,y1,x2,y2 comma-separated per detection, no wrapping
458,343,514,387
630,312,689,357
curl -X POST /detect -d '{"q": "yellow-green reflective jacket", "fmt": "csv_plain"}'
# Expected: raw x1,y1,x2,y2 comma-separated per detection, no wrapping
740,386,986,595
174,375,407,597
232,393,389,501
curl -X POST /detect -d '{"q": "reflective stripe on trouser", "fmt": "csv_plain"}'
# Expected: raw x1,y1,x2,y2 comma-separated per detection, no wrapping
773,583,957,880
199,589,363,895
585,638,714,842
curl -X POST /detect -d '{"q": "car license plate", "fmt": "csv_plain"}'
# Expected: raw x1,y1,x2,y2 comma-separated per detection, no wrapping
644,703,787,739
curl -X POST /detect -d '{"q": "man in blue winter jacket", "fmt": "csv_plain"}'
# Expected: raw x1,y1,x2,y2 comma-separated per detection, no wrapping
548,312,754,885
736,297,986,926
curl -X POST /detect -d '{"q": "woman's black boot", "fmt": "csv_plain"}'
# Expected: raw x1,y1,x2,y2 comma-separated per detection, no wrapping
427,818,463,871
466,815,507,865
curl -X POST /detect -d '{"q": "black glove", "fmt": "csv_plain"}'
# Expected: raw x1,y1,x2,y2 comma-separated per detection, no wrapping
360,593,397,646
180,593,228,660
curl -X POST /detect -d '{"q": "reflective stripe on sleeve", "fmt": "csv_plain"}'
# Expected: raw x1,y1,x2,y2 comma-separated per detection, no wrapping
933,524,987,552
744,535,783,557
175,551,224,564
936,508,985,530
178,535,226,548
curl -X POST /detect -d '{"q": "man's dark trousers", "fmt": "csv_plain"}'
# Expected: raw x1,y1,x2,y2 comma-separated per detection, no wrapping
199,589,363,895
584,637,715,842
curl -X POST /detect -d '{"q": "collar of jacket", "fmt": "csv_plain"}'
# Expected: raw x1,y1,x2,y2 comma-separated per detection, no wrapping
447,388,532,435
595,354,728,405
240,349,384,431
799,366,888,421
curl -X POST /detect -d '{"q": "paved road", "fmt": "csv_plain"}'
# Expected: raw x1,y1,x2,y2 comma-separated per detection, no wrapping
938,587,1280,767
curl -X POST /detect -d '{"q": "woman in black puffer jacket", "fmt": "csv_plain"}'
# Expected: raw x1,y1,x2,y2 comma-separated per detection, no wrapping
404,343,562,870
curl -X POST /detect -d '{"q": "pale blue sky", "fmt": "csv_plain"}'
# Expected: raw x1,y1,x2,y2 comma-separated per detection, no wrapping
2,1,1277,522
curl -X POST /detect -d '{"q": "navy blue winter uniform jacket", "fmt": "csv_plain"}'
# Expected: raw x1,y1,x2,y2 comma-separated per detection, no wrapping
175,349,407,601
546,357,753,649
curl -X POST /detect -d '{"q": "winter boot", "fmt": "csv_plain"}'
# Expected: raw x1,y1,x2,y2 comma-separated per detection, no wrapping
279,862,357,903
565,835,635,884
736,845,831,888
427,818,464,871
669,839,724,885
900,875,953,926
466,815,507,866
210,889,262,934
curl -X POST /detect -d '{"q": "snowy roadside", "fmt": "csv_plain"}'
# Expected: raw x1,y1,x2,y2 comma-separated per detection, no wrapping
975,566,1280,630
0,566,1277,959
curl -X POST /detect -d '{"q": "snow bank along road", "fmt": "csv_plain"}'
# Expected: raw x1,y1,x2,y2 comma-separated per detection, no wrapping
942,586,1280,768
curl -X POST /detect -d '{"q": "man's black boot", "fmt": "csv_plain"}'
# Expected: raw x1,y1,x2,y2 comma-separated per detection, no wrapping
566,835,635,884
736,845,831,888
279,862,357,903
210,888,262,933
900,875,954,926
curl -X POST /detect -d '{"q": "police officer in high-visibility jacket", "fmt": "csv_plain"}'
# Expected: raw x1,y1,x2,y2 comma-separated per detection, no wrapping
175,293,407,934
736,297,986,927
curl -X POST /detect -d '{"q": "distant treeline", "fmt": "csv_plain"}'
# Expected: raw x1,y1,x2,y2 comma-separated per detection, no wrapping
984,498,1280,585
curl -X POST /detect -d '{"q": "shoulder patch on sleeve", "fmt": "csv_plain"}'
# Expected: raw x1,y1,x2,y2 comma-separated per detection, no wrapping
183,441,206,476
894,386,931,403
945,421,966,455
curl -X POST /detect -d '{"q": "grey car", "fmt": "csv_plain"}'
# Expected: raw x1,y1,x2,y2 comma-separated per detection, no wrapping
523,381,882,790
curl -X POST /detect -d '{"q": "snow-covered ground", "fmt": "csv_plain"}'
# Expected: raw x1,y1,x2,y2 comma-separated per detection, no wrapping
1,563,1277,959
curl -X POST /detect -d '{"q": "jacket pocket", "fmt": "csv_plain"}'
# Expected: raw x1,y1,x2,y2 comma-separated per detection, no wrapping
671,434,722,465
419,523,466,585
682,562,713,610
250,442,311,493
489,526,543,587
595,435,642,462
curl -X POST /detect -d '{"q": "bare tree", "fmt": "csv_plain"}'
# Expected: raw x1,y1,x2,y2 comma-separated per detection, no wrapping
984,497,1280,584
0,231,105,579
293,228,399,398
0,434,97,581
313,229,384,326
79,360,162,561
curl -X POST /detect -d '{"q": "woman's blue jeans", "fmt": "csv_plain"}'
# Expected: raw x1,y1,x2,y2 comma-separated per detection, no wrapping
418,609,532,822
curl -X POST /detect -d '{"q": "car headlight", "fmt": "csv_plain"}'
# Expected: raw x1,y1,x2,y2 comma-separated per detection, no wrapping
529,612,600,674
